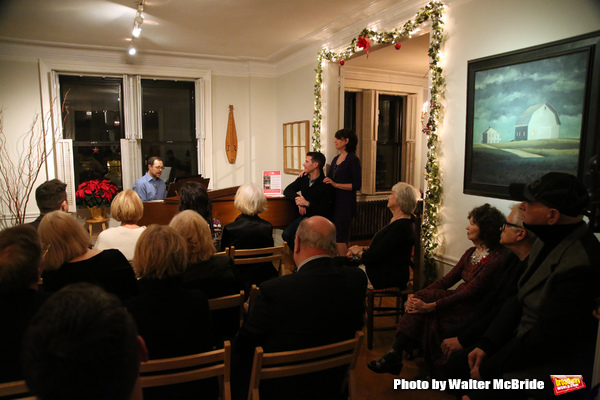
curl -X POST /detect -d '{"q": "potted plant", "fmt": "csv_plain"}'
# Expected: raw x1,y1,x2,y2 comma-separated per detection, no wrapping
76,179,119,220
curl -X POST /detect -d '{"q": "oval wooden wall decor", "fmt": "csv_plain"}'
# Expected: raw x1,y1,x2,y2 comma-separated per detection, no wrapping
226,105,238,164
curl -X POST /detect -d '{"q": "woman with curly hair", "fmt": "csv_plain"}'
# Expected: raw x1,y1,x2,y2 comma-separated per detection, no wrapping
367,203,507,378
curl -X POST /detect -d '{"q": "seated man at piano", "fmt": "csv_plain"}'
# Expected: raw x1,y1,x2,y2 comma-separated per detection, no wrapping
132,156,167,202
282,151,334,251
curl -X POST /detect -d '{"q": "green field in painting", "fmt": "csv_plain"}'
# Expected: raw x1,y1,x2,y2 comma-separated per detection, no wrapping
471,139,579,186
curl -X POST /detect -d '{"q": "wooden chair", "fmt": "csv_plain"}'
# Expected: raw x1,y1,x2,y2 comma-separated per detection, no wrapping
140,341,231,400
230,243,288,277
365,203,423,350
247,331,364,400
208,290,245,327
0,380,34,400
215,247,230,257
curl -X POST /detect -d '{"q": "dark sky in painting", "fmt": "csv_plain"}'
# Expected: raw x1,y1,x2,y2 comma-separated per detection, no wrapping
472,51,588,144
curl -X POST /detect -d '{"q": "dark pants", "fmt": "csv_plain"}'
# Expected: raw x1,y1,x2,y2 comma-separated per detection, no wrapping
282,216,304,252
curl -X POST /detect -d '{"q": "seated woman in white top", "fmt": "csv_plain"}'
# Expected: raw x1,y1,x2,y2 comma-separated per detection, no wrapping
95,189,146,262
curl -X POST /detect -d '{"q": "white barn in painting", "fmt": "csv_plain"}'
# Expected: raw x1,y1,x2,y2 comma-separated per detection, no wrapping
514,102,561,141
481,127,501,143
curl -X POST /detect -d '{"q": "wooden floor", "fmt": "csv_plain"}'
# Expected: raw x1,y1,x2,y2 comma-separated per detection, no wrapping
354,318,456,400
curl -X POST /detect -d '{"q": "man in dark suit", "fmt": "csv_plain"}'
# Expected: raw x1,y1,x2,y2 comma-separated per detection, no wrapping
233,216,367,400
282,152,334,251
25,179,68,229
465,172,600,400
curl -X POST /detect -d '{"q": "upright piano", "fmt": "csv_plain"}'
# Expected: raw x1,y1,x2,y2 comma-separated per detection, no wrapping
138,186,299,228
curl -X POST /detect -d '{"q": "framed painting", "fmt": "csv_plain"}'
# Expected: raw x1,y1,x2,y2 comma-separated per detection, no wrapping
464,30,600,199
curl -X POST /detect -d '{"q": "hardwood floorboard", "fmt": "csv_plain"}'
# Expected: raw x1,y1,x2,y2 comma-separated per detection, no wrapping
354,299,456,400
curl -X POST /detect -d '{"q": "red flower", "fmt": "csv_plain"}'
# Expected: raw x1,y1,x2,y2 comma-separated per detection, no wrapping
75,179,119,208
357,36,370,58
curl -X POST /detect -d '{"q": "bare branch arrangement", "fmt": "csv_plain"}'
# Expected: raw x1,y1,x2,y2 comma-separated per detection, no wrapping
0,101,63,228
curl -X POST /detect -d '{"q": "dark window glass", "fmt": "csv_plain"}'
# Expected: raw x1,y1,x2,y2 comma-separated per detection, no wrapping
376,94,404,192
59,76,124,190
141,80,197,183
344,92,357,132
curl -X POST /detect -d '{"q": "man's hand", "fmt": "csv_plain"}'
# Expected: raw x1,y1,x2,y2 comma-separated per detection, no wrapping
441,337,463,359
298,206,306,216
295,195,309,207
467,347,487,380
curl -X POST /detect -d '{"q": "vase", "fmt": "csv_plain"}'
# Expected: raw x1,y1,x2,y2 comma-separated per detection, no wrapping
88,206,106,221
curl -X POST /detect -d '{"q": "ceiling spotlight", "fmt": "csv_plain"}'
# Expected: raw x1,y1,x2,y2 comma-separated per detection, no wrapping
128,45,137,55
132,24,141,37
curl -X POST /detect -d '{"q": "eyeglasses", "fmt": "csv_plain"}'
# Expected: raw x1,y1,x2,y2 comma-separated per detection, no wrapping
501,220,524,231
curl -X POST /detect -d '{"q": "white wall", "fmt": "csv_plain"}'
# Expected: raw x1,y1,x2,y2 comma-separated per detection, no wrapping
438,0,600,264
275,63,317,189
210,75,278,189
0,59,48,223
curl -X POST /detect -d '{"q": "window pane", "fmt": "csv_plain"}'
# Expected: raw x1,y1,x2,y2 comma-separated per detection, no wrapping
73,144,123,189
141,80,197,182
59,76,124,192
344,92,357,132
376,94,403,191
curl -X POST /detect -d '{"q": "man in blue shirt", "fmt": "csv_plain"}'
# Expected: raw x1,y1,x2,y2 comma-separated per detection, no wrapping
132,156,167,201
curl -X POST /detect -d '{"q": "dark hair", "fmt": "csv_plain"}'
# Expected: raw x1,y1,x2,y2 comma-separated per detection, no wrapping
306,151,326,173
178,182,214,233
35,179,67,213
0,225,41,292
22,283,140,400
147,156,163,167
334,128,358,153
468,203,505,250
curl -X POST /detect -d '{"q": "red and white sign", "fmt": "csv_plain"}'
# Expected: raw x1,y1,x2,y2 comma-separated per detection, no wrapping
551,375,586,395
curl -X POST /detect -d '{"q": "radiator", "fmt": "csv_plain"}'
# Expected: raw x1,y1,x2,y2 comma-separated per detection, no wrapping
350,200,390,240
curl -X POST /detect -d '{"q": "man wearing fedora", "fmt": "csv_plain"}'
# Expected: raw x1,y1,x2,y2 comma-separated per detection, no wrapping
465,172,600,400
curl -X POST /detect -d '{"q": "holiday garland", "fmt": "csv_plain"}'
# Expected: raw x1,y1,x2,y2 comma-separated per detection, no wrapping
312,0,445,285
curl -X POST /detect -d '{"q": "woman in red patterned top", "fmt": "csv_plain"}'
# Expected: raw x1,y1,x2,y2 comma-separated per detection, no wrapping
368,203,507,378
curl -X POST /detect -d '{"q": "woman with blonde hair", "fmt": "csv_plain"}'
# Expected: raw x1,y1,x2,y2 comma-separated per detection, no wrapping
95,189,145,262
220,183,276,286
170,210,243,341
346,182,419,289
39,211,137,301
125,224,217,400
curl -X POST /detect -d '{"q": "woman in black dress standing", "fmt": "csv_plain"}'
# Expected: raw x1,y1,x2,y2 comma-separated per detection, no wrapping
324,128,362,256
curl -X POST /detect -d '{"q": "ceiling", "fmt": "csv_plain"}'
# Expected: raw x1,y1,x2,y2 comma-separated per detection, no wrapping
0,0,430,72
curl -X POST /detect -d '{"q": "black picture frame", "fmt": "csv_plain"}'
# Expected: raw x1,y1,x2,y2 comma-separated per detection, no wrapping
464,30,600,200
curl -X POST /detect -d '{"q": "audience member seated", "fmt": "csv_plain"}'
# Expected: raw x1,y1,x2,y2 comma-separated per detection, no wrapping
178,181,223,250
282,151,333,252
39,210,137,301
0,225,50,383
442,204,536,382
233,216,367,400
367,203,506,378
346,181,419,289
94,189,146,262
221,183,276,287
462,172,600,400
25,179,68,229
125,224,218,400
22,283,147,400
170,210,243,342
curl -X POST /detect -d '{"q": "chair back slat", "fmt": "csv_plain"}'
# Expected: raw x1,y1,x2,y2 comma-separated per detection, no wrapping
230,243,289,277
208,291,244,311
247,331,363,400
140,341,231,400
0,380,34,399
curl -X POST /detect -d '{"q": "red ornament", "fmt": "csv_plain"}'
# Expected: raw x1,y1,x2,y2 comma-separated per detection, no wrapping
340,60,345,66
356,36,370,58
395,42,402,50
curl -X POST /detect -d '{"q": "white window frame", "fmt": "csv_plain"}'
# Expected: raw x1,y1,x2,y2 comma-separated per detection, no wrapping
39,60,212,202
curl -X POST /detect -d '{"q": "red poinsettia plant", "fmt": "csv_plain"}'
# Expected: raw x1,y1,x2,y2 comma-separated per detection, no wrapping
75,179,119,208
